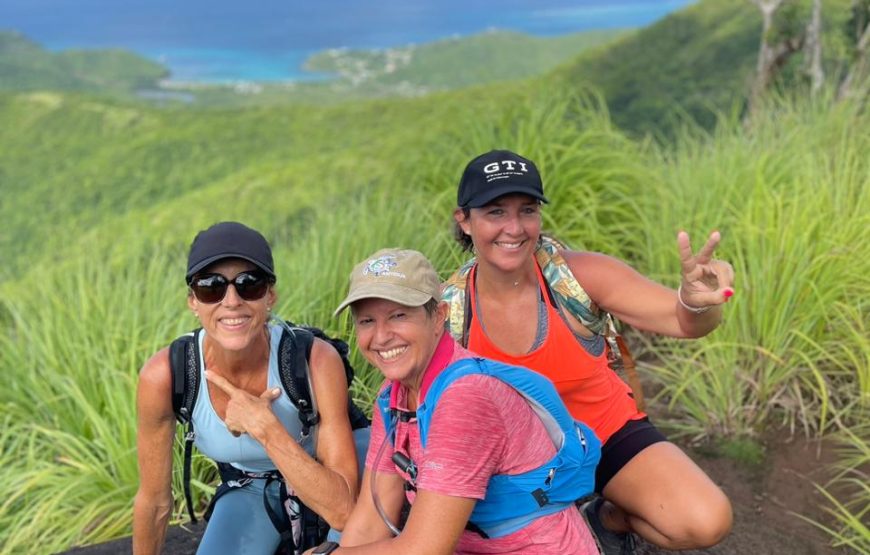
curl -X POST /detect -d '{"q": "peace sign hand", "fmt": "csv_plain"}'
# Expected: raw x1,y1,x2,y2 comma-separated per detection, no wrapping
677,230,735,311
205,370,282,441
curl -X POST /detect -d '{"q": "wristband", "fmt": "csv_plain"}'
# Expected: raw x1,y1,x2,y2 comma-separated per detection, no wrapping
677,285,711,314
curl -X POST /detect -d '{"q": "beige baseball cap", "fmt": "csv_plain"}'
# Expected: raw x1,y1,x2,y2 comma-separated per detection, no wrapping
334,248,441,315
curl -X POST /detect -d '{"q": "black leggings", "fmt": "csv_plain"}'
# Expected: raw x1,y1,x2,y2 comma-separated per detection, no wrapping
594,417,668,493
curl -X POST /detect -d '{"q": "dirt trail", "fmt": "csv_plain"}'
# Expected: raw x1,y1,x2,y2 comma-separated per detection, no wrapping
61,435,847,555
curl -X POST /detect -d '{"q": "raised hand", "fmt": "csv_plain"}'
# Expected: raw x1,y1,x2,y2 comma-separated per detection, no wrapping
205,370,282,440
677,230,735,311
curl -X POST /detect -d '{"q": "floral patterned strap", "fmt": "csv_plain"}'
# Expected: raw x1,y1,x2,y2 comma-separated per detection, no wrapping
442,235,613,343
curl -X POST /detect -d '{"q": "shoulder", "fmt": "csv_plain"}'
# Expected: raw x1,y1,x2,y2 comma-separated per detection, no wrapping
560,249,628,277
435,374,514,416
560,249,639,298
308,336,344,376
138,347,172,394
137,347,174,421
307,336,351,409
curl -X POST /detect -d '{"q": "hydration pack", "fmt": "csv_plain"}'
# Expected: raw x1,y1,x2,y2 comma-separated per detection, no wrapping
376,357,601,539
169,320,370,553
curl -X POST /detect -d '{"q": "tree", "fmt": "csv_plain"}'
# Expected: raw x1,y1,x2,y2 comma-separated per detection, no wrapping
838,0,870,100
804,0,825,95
747,0,806,117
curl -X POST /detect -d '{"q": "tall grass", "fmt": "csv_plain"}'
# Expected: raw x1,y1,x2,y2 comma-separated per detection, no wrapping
634,95,870,438
1,87,867,552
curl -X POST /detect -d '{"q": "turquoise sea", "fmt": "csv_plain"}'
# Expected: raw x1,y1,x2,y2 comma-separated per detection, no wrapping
4,0,694,82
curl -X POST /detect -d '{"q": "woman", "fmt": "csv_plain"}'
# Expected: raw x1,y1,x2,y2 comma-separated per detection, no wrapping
307,248,600,555
133,221,361,555
447,150,734,553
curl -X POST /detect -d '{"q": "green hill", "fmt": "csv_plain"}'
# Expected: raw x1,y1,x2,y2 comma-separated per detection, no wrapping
0,30,167,92
304,29,623,91
0,1,868,552
552,0,854,135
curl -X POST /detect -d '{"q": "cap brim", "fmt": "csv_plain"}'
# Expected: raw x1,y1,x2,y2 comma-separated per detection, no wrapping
186,253,275,281
464,186,548,208
333,283,434,316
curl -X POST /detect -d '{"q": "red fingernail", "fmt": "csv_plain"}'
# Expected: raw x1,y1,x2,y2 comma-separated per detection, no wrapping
724,289,734,299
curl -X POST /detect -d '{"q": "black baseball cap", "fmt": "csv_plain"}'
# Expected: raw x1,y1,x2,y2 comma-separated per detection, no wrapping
185,221,275,282
457,149,548,208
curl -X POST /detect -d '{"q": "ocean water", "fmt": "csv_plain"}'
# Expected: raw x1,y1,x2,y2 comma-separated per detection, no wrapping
4,0,694,82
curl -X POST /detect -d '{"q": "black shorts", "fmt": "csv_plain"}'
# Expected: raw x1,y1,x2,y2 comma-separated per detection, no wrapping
594,417,667,493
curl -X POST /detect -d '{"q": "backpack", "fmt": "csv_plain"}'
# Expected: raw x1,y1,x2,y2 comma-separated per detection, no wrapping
376,357,601,539
442,235,645,411
169,319,370,552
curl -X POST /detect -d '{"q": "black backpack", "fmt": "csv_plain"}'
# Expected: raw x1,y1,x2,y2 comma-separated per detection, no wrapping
169,320,370,551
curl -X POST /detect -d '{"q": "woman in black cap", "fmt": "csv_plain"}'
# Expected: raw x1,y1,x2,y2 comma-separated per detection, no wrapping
444,151,734,553
133,221,362,555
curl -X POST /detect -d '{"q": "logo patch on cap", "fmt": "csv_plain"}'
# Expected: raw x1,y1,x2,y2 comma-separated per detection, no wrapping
364,255,406,279
482,159,529,183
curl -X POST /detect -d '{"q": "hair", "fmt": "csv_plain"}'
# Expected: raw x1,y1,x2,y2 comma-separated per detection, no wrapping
350,297,441,318
453,208,473,252
422,297,440,316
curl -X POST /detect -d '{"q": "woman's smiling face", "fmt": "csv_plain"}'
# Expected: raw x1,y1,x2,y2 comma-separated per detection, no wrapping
455,193,542,272
351,297,446,392
187,258,276,352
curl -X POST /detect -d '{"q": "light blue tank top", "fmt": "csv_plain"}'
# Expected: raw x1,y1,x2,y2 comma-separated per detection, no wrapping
192,323,315,472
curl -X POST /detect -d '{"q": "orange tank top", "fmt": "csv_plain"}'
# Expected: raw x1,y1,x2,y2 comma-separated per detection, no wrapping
467,262,644,444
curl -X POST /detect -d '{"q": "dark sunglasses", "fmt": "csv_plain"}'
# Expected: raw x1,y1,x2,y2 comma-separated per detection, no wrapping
188,271,273,304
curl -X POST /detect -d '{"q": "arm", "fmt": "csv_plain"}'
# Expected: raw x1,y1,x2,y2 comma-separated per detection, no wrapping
207,338,359,529
321,490,475,555
339,466,406,547
132,349,176,555
566,231,734,339
328,376,506,554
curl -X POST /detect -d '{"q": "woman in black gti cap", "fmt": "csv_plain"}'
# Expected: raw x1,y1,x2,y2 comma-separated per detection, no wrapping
445,150,733,553
133,221,363,555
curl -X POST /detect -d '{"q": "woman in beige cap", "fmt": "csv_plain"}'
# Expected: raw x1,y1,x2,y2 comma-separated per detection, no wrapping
306,248,600,555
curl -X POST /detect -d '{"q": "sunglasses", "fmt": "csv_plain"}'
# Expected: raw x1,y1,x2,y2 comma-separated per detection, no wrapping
188,271,273,304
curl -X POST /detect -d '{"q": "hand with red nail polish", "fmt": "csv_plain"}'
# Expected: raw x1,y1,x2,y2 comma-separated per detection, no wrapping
677,230,736,312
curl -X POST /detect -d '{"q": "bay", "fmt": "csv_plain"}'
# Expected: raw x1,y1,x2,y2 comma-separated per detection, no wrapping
3,0,694,82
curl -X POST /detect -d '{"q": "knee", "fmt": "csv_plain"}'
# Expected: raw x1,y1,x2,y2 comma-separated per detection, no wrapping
675,493,733,549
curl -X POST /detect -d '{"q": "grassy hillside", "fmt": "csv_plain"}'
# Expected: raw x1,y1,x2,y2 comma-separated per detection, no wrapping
1,1,868,552
1,83,867,553
304,29,623,90
552,0,855,135
0,31,167,92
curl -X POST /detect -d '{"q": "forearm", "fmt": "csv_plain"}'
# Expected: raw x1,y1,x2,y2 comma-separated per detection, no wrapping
675,297,723,338
259,422,355,528
132,492,172,555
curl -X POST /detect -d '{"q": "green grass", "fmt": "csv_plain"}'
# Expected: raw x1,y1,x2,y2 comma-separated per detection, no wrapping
1,1,869,549
1,85,867,552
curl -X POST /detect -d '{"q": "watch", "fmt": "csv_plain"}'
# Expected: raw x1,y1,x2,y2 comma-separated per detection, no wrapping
311,541,340,554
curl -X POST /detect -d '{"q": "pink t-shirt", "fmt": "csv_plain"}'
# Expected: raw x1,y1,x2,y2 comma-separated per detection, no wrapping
366,334,598,555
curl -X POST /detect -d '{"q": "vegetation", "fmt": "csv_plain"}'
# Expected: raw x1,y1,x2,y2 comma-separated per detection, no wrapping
304,29,623,90
0,31,167,93
552,0,856,135
1,0,867,552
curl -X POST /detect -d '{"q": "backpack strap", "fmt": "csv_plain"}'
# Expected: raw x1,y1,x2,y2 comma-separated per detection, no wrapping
168,330,202,524
276,324,319,439
535,237,646,411
442,258,476,346
443,236,646,411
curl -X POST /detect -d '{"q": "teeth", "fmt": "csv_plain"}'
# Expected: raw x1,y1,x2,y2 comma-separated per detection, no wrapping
378,346,407,360
221,317,248,326
496,241,522,249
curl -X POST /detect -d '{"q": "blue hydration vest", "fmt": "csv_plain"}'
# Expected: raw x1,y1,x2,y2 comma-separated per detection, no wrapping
376,357,601,538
